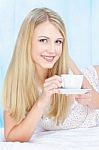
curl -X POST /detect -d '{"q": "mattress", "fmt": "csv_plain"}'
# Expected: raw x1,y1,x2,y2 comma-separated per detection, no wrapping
0,127,99,150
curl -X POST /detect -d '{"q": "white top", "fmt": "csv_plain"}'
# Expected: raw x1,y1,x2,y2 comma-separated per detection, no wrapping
36,66,99,132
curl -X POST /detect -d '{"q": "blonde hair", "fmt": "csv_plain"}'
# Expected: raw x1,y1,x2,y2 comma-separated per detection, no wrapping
3,7,70,124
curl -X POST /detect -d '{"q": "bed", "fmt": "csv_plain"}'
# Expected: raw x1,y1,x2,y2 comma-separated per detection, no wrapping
0,127,99,150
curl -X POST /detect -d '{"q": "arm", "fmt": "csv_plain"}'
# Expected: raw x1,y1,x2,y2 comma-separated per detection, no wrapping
4,100,46,142
75,65,99,109
90,65,99,108
4,75,61,142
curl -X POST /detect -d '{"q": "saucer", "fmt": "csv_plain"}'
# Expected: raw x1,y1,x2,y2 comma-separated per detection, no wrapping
58,88,92,95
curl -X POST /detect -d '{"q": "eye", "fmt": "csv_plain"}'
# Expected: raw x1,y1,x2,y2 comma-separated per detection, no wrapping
55,40,63,45
39,39,48,43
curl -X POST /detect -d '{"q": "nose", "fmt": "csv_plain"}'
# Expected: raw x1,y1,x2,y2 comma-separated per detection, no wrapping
47,42,56,53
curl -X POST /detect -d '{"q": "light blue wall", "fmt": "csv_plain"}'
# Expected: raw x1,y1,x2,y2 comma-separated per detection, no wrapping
92,0,99,64
0,0,99,127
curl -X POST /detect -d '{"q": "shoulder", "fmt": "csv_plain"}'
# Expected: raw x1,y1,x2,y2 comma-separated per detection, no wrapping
94,65,99,79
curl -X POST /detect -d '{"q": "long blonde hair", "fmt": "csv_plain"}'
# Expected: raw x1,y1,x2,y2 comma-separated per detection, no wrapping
3,7,70,124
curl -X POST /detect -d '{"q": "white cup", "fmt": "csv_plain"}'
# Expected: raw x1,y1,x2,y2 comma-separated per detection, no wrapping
61,74,83,89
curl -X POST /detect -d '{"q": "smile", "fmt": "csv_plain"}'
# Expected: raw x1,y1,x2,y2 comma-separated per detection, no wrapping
41,55,55,62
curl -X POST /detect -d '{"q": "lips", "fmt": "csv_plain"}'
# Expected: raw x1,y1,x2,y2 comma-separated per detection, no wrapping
41,55,55,62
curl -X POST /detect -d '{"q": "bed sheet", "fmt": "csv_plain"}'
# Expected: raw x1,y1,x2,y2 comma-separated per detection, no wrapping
0,127,99,150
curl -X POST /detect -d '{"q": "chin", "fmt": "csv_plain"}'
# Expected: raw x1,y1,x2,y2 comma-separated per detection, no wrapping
43,64,55,69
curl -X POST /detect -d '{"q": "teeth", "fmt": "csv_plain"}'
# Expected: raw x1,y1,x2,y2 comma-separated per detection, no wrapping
42,56,54,62
45,56,53,60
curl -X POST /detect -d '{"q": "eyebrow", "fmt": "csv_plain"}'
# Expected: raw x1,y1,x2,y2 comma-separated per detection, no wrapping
38,36,63,40
38,36,50,39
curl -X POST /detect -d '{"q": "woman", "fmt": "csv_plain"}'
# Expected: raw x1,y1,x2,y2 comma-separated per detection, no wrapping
3,7,99,142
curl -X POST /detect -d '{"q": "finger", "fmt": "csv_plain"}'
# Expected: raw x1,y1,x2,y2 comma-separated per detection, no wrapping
45,75,61,82
44,83,60,91
42,88,61,97
75,92,92,99
76,98,92,105
44,80,62,88
48,89,61,95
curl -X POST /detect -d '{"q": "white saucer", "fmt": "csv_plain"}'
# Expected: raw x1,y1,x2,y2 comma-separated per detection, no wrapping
58,88,92,95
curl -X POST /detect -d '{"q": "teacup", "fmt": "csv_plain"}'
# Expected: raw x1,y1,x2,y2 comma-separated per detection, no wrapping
61,74,83,89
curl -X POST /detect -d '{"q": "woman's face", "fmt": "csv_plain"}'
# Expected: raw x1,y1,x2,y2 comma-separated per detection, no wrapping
32,21,63,70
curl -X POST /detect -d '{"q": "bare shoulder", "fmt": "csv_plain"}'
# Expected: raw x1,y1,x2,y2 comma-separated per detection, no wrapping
94,65,99,78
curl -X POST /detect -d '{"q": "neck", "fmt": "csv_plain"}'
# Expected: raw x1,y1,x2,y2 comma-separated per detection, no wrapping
36,65,48,87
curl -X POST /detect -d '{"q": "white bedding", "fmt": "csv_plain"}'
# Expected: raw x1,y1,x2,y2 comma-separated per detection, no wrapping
0,127,99,150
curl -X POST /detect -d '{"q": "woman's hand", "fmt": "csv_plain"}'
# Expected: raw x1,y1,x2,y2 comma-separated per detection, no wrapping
75,91,92,106
75,76,93,107
75,76,99,109
39,75,62,106
75,89,99,109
